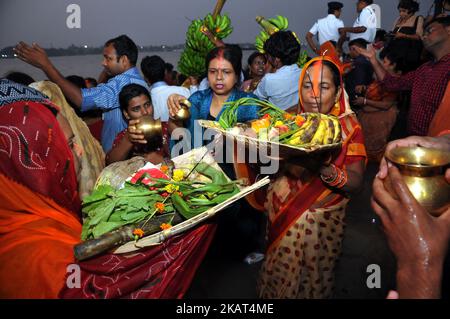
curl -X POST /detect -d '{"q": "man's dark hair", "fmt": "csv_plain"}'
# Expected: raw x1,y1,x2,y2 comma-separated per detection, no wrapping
398,0,419,14
66,75,87,89
105,34,138,66
375,29,387,42
359,0,374,5
164,63,174,73
119,83,151,114
349,38,369,48
85,77,98,87
205,44,243,83
328,1,344,14
5,71,35,86
141,55,166,84
264,31,300,66
425,15,450,29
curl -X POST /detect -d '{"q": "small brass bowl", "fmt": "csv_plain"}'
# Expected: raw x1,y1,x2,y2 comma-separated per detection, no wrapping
385,146,450,216
170,99,191,121
135,116,162,143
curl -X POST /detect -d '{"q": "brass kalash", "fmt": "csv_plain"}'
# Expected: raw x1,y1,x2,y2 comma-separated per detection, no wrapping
135,99,191,145
170,98,192,121
385,146,450,216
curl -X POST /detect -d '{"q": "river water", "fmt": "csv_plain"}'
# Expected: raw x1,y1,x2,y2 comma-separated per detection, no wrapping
0,50,254,81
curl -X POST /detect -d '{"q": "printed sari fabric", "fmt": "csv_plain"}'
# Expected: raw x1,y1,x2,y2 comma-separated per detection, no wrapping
0,79,215,299
257,57,367,299
29,81,105,199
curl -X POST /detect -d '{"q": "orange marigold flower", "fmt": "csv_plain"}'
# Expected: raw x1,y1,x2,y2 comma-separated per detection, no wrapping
295,115,306,127
155,202,165,213
133,228,145,238
160,223,172,231
160,165,169,174
283,113,294,120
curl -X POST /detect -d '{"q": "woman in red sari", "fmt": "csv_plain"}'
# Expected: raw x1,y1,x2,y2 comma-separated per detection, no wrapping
257,56,367,298
0,79,215,298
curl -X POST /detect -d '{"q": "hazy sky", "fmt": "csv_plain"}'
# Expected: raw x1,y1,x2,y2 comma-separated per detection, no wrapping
0,0,434,49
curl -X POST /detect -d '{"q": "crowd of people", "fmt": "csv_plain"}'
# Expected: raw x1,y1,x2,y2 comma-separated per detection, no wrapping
0,0,449,299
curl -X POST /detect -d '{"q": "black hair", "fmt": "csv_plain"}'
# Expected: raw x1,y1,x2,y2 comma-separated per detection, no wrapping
425,15,450,28
247,51,267,66
164,63,174,72
104,35,138,66
349,38,369,48
328,2,344,14
398,0,419,14
263,30,300,66
205,45,243,81
119,83,151,114
307,60,341,90
5,71,35,86
375,29,387,42
66,75,87,89
141,55,166,84
379,47,406,74
360,0,373,5
85,77,98,87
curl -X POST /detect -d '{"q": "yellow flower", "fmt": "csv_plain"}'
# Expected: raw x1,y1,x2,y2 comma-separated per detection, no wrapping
172,169,185,182
164,184,179,194
274,120,284,127
160,223,172,231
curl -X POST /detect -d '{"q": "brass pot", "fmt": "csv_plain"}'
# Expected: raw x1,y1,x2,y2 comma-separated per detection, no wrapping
170,99,191,121
385,146,450,216
135,116,162,143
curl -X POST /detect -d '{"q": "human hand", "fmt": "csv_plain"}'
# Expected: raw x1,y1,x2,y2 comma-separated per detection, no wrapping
14,42,51,70
355,85,367,95
167,94,188,118
377,135,450,180
188,76,199,86
372,166,450,270
352,96,366,106
127,119,147,144
354,45,376,61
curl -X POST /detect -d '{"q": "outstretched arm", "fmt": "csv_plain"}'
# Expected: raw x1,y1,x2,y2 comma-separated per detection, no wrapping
14,42,83,107
306,32,320,55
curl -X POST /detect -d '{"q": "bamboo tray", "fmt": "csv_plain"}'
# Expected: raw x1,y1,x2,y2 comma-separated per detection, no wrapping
112,146,270,254
198,120,342,160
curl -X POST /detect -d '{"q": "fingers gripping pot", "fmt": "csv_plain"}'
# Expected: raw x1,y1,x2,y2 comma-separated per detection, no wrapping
170,99,192,121
135,116,163,146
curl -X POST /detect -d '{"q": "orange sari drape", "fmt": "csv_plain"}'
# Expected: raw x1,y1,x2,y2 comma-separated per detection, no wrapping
0,174,81,298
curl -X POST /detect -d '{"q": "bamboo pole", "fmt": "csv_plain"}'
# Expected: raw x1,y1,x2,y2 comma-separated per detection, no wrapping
212,0,227,20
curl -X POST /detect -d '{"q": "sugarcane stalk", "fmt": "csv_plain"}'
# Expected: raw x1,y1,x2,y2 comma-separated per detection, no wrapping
212,0,227,20
74,213,177,261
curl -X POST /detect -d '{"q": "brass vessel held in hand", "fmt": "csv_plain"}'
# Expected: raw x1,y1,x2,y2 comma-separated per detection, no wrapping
171,99,191,121
136,116,162,143
385,146,450,216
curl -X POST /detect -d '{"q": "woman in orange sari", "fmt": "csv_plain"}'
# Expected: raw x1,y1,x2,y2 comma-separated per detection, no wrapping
257,56,367,298
0,79,215,299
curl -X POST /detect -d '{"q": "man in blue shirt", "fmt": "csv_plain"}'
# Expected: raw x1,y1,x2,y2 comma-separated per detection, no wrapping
14,35,149,152
253,31,302,112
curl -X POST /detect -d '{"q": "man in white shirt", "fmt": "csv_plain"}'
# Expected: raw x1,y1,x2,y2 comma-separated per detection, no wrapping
306,2,345,55
140,55,190,122
341,0,378,43
254,31,301,111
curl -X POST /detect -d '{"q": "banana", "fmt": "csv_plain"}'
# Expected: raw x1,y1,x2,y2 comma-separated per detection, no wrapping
310,116,328,145
280,15,289,29
325,117,335,145
287,114,320,145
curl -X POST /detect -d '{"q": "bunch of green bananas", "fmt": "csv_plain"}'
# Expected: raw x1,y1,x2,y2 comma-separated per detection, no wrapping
203,13,233,39
284,113,342,146
178,14,233,77
254,15,308,68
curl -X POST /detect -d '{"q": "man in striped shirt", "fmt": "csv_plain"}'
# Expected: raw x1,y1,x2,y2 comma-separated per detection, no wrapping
15,35,150,152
